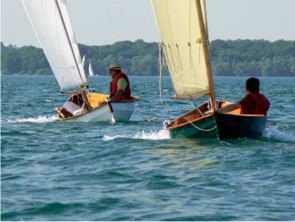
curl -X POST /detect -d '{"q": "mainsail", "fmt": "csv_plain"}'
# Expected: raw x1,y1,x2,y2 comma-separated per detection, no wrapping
151,0,215,100
22,0,87,90
89,62,94,76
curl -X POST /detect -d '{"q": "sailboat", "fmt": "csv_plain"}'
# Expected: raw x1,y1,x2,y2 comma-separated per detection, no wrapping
22,0,138,123
82,56,95,76
82,55,86,68
151,0,229,138
88,62,95,76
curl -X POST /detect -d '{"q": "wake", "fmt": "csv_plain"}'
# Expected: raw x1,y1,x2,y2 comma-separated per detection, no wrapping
103,127,294,143
5,116,294,143
263,127,295,143
103,129,170,141
6,115,58,123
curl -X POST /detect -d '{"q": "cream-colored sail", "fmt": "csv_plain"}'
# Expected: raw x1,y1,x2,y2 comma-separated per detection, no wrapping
151,0,213,99
22,0,87,90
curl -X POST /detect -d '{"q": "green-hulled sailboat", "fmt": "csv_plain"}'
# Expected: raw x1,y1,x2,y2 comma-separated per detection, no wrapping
151,0,227,138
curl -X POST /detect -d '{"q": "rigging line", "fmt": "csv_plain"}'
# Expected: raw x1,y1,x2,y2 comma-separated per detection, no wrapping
162,45,172,79
191,100,205,116
189,120,217,132
158,43,163,104
54,0,85,84
164,0,178,75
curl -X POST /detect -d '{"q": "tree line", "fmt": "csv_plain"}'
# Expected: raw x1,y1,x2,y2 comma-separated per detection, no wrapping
1,39,295,76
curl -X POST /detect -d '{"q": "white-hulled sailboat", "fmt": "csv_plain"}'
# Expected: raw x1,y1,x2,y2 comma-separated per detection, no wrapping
151,0,229,138
88,62,95,77
82,55,86,68
22,0,138,123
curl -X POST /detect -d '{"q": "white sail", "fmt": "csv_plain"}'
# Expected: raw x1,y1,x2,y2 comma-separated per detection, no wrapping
22,0,87,90
82,55,86,68
151,0,213,99
88,62,94,76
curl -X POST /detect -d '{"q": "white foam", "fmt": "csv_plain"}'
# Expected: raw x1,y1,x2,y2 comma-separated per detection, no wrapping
263,127,295,143
102,135,126,141
102,129,170,141
133,130,170,140
7,115,58,123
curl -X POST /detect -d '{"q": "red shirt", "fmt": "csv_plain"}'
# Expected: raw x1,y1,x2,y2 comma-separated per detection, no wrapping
110,72,131,101
239,93,270,115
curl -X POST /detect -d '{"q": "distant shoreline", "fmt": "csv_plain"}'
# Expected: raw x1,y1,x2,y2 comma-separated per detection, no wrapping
1,39,295,77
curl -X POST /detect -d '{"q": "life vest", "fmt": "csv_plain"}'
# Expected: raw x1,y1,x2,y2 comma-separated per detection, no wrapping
110,72,131,101
241,93,270,115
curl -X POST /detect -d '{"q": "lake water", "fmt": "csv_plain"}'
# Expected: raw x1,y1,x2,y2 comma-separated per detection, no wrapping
1,75,295,220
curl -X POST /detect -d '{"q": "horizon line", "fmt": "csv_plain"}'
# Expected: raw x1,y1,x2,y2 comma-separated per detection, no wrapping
2,38,295,48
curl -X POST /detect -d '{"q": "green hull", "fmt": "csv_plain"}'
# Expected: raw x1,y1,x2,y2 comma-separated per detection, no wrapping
168,115,217,138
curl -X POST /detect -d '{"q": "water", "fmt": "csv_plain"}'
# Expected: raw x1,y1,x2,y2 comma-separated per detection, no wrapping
1,75,295,220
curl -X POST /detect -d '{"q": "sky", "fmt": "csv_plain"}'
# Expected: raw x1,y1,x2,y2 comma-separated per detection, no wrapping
1,0,295,47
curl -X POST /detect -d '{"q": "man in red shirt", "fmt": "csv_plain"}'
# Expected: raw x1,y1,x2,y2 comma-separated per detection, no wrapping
107,64,131,102
218,77,270,115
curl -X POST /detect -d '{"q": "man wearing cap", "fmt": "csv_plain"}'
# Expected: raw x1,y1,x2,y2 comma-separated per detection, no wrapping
107,64,132,102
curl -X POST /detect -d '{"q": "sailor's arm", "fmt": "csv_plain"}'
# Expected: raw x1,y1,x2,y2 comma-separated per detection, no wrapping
109,90,124,102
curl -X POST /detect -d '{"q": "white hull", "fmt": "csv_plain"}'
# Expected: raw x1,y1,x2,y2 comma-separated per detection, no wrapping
61,102,135,123
113,102,135,121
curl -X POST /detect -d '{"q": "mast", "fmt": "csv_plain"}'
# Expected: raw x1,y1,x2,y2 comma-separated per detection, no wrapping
195,0,216,109
54,0,84,84
54,0,90,108
201,0,209,36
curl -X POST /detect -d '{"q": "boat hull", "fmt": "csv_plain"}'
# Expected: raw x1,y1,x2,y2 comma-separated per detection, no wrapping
58,92,138,123
112,102,135,122
62,102,135,123
168,114,217,138
214,111,267,140
166,101,222,138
